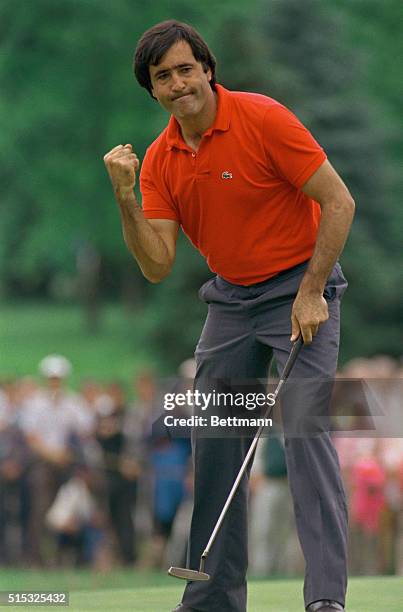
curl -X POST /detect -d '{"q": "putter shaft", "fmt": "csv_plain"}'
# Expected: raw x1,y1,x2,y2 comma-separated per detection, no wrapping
200,338,303,564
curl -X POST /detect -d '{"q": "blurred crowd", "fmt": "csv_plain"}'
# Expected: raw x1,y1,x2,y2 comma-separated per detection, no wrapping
0,357,192,571
0,354,402,576
250,355,403,577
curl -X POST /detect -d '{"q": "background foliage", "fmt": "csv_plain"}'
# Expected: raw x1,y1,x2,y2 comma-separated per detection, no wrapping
1,0,402,377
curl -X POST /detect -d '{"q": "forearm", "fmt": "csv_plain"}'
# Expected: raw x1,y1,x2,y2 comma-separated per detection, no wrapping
104,143,174,283
299,197,355,294
117,192,173,283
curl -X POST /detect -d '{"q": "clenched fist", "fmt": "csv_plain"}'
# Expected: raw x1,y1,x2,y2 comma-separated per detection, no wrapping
103,144,139,200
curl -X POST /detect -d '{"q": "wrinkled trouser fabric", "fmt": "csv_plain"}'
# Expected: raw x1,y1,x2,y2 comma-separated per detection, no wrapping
182,261,349,612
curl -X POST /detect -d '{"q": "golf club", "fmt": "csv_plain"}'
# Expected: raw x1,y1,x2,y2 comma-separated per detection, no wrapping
168,336,304,581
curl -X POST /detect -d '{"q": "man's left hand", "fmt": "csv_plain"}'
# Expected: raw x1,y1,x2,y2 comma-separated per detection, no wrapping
291,291,329,344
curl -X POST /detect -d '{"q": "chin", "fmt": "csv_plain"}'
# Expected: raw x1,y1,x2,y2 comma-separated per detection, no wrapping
180,102,201,117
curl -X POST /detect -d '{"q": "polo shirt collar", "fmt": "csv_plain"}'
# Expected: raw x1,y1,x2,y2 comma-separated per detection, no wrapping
165,84,231,151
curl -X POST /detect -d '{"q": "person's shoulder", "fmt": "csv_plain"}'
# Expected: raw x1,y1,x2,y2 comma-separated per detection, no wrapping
228,88,285,116
143,125,170,162
226,88,300,125
148,128,169,151
141,127,171,179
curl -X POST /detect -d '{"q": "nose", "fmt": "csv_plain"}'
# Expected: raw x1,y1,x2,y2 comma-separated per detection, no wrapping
170,71,186,92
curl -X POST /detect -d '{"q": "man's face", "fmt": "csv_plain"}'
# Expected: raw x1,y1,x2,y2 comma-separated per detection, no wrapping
149,40,213,120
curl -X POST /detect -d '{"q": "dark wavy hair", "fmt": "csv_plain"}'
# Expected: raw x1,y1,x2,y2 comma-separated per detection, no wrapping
134,20,217,98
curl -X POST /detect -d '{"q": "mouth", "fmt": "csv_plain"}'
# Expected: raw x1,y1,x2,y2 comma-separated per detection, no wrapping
172,93,193,101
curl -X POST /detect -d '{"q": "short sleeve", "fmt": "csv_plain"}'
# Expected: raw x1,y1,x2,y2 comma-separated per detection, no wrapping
140,148,180,222
263,105,327,189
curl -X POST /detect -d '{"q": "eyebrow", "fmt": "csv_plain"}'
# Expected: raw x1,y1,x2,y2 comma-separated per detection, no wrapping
153,62,194,78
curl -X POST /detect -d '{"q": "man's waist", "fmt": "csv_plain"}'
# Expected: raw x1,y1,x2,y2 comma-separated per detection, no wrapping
217,259,310,289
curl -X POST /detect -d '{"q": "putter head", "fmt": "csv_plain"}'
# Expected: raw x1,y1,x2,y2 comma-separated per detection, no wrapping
168,566,210,581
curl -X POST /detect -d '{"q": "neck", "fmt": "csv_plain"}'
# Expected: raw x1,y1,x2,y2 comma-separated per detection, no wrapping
177,90,217,150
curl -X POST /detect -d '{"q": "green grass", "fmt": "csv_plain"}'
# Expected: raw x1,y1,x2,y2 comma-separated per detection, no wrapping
0,302,156,386
0,571,401,611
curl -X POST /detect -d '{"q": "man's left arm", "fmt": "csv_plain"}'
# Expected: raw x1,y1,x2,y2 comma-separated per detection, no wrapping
291,159,355,344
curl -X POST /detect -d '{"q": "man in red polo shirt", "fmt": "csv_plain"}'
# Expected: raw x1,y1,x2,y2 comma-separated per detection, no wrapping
104,20,354,612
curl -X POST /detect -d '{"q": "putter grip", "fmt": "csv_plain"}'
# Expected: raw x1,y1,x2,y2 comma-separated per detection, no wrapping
281,337,303,381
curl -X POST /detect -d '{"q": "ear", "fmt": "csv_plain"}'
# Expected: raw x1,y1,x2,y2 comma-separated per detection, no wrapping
205,66,212,82
150,80,158,100
149,69,156,98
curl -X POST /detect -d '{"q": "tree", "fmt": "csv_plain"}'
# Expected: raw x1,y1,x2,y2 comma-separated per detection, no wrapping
1,0,401,367
211,0,402,360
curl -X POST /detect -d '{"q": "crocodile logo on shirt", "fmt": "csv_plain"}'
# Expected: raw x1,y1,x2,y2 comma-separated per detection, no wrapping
221,171,233,179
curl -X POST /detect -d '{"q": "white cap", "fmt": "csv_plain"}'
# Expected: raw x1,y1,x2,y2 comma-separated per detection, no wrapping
39,354,72,379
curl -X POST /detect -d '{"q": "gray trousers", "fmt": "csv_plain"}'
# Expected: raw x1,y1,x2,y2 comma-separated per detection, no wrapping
182,261,348,612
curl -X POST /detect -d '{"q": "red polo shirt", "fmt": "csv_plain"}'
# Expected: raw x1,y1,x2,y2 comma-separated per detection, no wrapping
140,84,326,285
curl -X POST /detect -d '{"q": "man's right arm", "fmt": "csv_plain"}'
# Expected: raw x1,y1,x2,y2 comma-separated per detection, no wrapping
103,144,179,283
